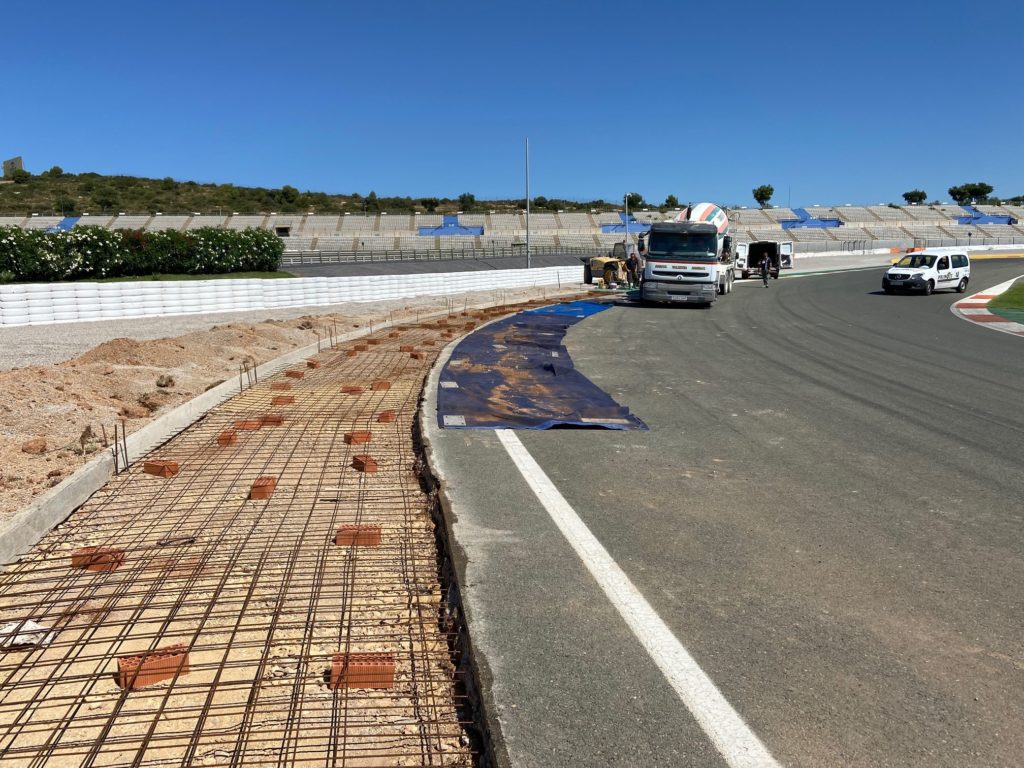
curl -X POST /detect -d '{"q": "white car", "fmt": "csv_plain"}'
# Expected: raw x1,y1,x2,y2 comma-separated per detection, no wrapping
883,250,970,295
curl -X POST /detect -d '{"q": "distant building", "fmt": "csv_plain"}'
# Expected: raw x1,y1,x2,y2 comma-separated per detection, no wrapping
3,156,24,177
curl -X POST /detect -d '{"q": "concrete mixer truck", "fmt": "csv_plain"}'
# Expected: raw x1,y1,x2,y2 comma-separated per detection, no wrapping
638,202,735,306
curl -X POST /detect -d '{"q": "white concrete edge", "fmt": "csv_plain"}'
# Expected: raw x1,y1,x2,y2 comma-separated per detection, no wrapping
0,284,581,568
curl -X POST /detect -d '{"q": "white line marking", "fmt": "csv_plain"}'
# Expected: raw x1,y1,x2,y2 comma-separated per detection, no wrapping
494,429,779,768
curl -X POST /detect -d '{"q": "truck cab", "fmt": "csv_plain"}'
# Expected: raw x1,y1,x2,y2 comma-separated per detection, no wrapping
639,221,734,306
735,240,793,280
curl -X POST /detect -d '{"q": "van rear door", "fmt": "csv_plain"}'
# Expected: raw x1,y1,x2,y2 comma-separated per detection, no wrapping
735,242,748,270
780,241,794,269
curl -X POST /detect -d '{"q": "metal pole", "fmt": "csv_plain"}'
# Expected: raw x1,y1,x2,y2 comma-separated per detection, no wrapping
624,190,629,250
525,137,531,270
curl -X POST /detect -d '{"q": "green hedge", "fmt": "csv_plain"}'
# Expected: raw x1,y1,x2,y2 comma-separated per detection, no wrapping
0,226,283,283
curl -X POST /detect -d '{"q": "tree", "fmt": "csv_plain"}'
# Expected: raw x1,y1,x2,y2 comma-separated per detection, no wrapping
458,192,476,212
11,168,31,184
624,192,644,209
902,189,927,205
365,191,379,211
42,165,64,178
54,193,76,214
279,185,300,204
664,194,679,208
752,185,774,207
92,188,118,211
532,195,549,209
419,197,440,212
948,182,994,205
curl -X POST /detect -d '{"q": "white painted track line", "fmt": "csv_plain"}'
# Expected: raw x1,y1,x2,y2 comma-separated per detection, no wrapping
495,429,780,768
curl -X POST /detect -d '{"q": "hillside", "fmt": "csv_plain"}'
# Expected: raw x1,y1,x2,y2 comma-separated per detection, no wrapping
0,168,618,217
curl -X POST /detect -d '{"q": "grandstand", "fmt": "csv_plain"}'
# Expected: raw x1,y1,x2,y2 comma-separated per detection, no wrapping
3,203,1021,258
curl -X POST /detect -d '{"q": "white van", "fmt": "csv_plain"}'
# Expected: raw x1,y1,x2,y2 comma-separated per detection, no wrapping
883,249,971,295
735,240,794,280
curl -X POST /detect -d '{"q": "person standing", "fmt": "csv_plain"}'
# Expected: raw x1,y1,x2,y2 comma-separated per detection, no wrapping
626,251,641,288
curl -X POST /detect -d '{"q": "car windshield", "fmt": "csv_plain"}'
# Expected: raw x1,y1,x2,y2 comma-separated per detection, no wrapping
895,254,935,268
647,232,718,262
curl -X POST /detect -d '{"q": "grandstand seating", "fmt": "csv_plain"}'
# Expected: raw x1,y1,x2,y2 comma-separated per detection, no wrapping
302,215,341,233
557,212,594,229
488,213,523,230
186,215,226,229
901,205,948,222
459,214,487,227
380,214,414,231
0,216,27,227
340,215,377,231
110,215,152,230
23,216,63,230
147,215,190,231
762,208,799,222
77,214,114,228
226,215,265,230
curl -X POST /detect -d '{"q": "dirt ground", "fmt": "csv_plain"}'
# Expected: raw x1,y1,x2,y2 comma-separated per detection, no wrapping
0,286,572,526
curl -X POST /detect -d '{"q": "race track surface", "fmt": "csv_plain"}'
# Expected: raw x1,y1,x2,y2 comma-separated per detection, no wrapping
428,260,1024,767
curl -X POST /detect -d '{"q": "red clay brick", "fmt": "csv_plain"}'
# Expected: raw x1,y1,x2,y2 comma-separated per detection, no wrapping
344,430,372,445
371,380,391,391
388,331,401,338
260,413,284,426
399,345,414,352
271,395,295,406
354,343,369,352
410,352,425,360
270,382,292,391
285,370,305,379
345,350,359,358
71,546,125,572
217,430,238,447
143,460,179,478
306,360,321,369
342,385,364,395
367,339,382,346
377,410,397,423
335,524,382,547
234,420,263,431
250,476,278,499
351,455,378,473
117,644,189,690
329,652,394,689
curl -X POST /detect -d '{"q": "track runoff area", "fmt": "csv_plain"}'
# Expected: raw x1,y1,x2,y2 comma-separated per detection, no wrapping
427,258,1024,767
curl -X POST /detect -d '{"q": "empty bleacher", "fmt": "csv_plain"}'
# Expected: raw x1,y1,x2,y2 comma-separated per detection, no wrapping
340,215,377,231
762,208,799,222
23,216,63,230
488,213,524,231
110,215,152,230
901,205,949,222
147,215,190,231
226,215,266,230
557,212,594,229
0,216,28,228
379,214,414,231
302,215,341,233
186,215,226,229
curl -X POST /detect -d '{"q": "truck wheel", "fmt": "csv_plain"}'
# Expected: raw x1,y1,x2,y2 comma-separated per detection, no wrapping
923,280,934,295
583,263,593,284
956,278,968,293
741,271,749,280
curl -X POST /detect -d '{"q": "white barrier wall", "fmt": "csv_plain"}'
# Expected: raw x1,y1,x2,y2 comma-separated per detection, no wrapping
0,266,584,326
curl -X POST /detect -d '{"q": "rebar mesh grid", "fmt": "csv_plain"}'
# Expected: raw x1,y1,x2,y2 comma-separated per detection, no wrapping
0,302,558,768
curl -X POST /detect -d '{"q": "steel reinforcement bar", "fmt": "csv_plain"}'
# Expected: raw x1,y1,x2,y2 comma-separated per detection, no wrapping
0,300,561,768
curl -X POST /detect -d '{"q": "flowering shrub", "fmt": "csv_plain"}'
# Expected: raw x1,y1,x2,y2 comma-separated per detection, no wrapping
0,226,282,282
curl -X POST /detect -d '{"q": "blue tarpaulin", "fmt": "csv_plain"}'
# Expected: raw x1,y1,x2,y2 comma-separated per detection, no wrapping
418,214,483,236
781,208,841,229
437,300,647,431
601,212,651,234
957,205,1017,225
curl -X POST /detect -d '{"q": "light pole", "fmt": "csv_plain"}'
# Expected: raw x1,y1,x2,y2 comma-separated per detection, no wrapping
525,137,531,270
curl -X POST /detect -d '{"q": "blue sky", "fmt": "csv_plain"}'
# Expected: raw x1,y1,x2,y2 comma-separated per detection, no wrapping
4,0,1022,207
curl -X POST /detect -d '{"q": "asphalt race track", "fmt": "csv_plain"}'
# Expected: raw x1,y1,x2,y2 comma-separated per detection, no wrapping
427,259,1024,767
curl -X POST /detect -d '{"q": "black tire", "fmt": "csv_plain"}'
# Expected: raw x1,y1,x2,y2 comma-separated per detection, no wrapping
884,286,894,295
583,263,593,284
956,277,968,293
742,271,749,280
923,280,934,296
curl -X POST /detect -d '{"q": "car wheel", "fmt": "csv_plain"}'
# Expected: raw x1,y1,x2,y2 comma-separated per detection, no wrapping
884,286,894,294
923,280,934,296
956,278,968,293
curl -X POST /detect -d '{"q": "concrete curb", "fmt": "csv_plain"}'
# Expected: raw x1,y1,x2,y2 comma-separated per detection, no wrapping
0,285,584,567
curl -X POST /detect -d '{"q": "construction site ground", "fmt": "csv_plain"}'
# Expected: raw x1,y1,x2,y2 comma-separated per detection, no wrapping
0,286,582,767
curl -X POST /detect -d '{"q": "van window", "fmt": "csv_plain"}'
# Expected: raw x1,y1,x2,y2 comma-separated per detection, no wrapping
937,256,949,270
896,254,935,268
952,254,968,267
